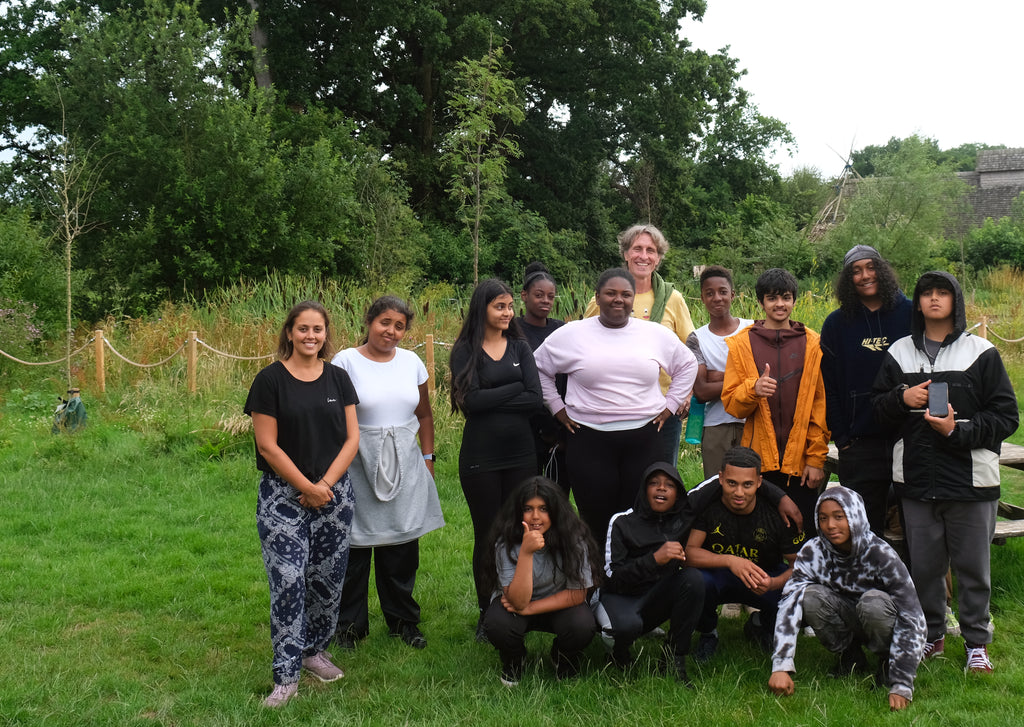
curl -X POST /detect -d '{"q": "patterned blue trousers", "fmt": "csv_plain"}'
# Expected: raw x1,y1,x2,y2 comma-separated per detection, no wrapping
256,472,354,684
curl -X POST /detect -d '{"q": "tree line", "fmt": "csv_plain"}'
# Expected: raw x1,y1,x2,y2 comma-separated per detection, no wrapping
1,0,1020,341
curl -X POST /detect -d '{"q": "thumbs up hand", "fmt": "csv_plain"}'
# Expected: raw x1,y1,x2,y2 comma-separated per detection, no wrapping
754,363,777,398
521,520,545,555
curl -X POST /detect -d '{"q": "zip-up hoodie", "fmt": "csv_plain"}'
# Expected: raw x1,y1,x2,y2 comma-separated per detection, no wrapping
872,271,1018,501
603,461,789,596
772,486,926,701
722,322,829,476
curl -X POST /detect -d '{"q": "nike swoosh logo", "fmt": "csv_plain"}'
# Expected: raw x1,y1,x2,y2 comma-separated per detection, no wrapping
513,362,520,367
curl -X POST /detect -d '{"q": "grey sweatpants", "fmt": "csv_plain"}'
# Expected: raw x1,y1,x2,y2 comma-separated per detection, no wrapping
901,498,996,646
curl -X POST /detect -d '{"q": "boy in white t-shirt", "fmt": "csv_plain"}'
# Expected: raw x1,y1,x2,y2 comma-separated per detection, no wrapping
686,266,753,479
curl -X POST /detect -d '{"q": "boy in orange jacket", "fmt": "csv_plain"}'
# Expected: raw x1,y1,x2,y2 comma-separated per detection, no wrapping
722,268,829,536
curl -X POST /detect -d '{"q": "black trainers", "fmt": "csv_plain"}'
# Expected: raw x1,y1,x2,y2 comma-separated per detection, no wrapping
694,632,719,663
390,621,427,649
475,613,490,644
500,656,524,687
672,654,694,689
551,642,581,680
335,625,366,650
829,642,869,677
743,614,774,653
610,641,635,670
874,657,891,689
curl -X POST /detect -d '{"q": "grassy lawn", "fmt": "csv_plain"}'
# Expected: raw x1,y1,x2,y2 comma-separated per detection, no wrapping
2,394,1023,727
4,270,1024,725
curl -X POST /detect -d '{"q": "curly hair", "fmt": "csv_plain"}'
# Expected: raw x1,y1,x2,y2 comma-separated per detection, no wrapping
450,279,524,413
835,257,902,316
480,477,602,596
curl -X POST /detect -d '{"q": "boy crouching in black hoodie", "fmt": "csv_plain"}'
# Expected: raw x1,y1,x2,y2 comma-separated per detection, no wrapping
601,461,800,686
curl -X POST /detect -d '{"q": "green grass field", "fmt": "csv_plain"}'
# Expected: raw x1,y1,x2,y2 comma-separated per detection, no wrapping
3,270,1024,725
1,397,1023,727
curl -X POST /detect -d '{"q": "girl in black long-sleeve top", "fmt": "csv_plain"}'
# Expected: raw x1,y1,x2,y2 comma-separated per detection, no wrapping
450,279,544,638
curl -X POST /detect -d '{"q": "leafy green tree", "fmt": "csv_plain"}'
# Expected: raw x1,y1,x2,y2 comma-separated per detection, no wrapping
702,194,811,286
823,136,968,277
0,209,65,335
3,1,424,315
951,192,1024,271
441,44,524,284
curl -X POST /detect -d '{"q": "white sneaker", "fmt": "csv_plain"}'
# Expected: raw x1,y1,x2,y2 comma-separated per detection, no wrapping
302,651,345,682
263,682,298,708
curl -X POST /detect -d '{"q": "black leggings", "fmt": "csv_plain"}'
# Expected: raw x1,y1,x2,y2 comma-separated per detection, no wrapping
566,422,661,547
461,466,537,612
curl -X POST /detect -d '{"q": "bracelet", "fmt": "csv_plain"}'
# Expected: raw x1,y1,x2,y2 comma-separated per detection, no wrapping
423,453,436,462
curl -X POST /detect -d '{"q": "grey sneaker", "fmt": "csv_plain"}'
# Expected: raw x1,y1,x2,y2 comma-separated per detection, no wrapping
263,682,298,708
302,651,345,682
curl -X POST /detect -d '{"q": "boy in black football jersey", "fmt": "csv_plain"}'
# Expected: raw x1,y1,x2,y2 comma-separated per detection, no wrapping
686,446,804,660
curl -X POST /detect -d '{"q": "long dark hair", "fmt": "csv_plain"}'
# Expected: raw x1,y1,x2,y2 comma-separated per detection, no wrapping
481,477,602,595
360,295,415,345
450,278,523,413
277,300,334,361
835,257,902,315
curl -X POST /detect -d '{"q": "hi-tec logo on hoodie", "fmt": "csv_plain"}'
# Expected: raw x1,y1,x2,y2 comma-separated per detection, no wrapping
860,336,891,352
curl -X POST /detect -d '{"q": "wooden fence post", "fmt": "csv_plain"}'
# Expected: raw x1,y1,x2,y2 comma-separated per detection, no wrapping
188,331,198,393
979,315,988,340
425,334,435,396
94,329,105,393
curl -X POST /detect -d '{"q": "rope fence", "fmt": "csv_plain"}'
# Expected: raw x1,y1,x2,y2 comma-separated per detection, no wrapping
1,330,449,395
2,316,1018,396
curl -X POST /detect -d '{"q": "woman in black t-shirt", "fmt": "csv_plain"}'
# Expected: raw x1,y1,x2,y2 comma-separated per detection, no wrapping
244,301,360,708
450,279,543,640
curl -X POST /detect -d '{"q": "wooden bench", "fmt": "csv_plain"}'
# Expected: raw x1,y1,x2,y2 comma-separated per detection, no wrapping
825,442,1024,545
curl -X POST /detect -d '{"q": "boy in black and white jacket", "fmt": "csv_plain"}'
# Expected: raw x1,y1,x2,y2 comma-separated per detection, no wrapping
873,271,1018,673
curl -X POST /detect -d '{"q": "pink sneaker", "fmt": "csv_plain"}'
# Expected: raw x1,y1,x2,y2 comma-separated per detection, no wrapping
922,636,944,659
263,682,298,708
302,650,345,682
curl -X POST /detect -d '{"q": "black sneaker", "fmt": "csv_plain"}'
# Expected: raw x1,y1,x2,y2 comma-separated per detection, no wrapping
829,642,869,677
500,656,524,687
743,614,774,654
610,642,634,670
475,613,490,644
672,654,695,689
335,625,365,650
551,642,581,680
390,621,427,649
874,657,891,689
694,633,719,663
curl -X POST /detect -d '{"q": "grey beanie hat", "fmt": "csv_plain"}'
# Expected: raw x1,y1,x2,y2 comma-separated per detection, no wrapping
843,244,882,268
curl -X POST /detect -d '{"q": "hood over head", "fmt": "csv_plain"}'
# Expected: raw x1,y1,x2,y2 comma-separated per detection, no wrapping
911,270,966,341
635,460,686,516
814,486,871,558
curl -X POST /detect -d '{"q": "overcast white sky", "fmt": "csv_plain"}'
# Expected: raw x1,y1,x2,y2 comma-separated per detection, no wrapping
682,0,1024,177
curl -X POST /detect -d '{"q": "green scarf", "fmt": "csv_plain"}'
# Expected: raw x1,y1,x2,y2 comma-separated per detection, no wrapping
649,271,675,324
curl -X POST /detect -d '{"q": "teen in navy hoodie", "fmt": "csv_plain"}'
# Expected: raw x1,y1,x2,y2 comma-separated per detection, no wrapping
819,245,911,535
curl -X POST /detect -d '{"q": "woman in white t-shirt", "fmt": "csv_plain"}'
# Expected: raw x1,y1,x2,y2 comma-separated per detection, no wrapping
331,296,444,650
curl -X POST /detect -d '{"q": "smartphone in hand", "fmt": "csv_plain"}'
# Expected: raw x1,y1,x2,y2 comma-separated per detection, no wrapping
928,381,949,417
